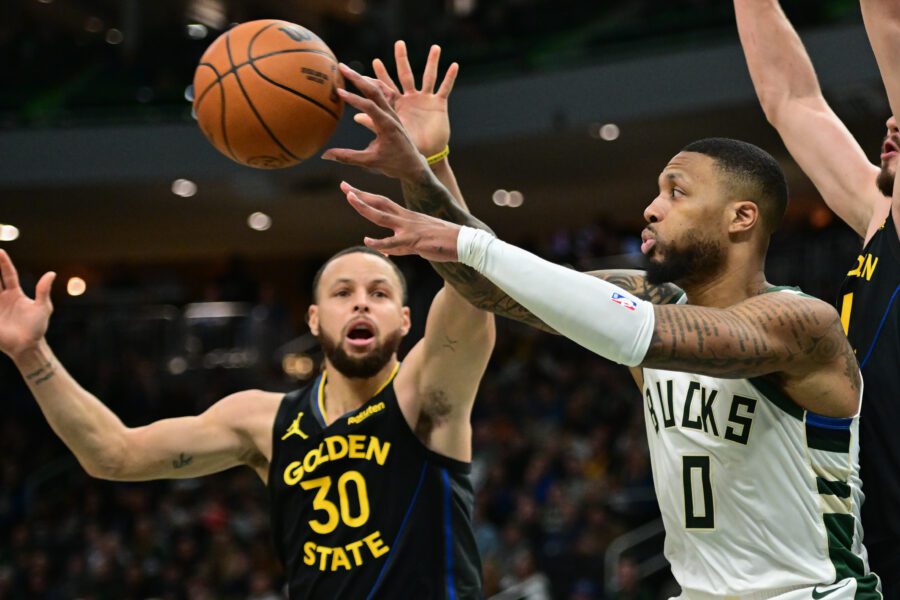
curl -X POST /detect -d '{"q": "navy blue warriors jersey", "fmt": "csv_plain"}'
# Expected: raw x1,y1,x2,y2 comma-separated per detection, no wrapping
839,212,900,581
268,365,482,599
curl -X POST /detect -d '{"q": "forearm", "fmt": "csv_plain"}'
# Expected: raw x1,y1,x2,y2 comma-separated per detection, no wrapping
430,159,468,211
458,228,655,365
861,1,900,121
14,339,127,477
735,0,823,116
399,168,560,330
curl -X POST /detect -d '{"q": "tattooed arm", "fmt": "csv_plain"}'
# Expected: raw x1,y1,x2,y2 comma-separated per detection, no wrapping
0,251,275,482
646,293,860,416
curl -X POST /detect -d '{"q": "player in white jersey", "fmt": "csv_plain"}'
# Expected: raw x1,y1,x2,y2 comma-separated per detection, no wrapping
321,65,881,598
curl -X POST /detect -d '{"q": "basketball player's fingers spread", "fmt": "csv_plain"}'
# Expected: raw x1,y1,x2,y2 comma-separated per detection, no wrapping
336,89,396,131
436,62,459,99
346,192,401,230
337,65,394,114
0,249,20,291
320,147,369,167
372,58,401,95
349,188,406,215
394,40,416,92
363,234,412,256
421,45,441,93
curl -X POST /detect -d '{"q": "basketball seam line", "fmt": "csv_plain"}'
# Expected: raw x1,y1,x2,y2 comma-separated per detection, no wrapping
248,61,341,122
246,22,340,122
225,30,299,162
202,59,239,162
194,49,337,111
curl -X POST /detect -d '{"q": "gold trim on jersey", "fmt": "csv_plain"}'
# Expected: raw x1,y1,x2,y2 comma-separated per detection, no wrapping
318,361,401,424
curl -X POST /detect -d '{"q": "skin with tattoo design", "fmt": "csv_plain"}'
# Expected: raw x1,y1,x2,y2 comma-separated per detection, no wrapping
327,61,860,420
0,44,496,598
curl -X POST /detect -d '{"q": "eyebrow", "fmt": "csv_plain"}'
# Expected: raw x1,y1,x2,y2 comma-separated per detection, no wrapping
330,277,392,287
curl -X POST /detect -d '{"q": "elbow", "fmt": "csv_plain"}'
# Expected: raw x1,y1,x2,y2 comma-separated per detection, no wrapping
756,87,790,126
81,433,130,480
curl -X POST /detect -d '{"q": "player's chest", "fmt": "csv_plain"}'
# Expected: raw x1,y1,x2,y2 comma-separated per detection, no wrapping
642,375,763,448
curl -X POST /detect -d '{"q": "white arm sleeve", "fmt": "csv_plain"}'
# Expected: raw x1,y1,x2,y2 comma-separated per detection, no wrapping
457,227,655,366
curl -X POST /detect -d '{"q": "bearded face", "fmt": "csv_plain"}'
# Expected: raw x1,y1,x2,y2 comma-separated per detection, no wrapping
645,229,727,287
317,326,403,379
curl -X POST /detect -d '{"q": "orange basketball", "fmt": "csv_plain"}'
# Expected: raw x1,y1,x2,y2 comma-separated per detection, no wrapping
193,20,344,169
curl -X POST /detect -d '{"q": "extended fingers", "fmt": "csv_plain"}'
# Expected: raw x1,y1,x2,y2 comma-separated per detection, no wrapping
345,190,400,229
436,62,459,99
372,58,401,95
321,147,372,167
0,249,20,291
394,40,416,92
338,64,394,114
336,88,396,130
421,45,441,93
35,272,56,308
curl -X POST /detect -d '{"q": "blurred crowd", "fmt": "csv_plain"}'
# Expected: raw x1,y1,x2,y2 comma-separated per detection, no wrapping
1,0,859,128
0,218,860,599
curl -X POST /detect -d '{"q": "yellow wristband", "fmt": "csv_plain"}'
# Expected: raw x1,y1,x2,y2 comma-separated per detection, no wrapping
426,145,450,165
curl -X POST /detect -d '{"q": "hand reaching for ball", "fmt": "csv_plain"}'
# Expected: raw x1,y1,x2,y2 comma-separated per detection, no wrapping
321,63,432,183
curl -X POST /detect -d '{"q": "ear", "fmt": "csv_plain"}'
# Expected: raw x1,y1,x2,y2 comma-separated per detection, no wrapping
400,306,411,337
307,305,319,335
729,200,759,234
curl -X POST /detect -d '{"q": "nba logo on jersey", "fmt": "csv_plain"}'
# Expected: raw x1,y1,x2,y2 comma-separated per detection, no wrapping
611,292,636,311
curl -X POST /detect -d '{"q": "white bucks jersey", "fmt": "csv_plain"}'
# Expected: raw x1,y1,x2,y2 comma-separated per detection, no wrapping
642,288,880,598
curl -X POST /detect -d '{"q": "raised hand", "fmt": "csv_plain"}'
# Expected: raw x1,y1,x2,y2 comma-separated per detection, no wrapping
340,182,461,262
0,250,55,361
369,41,458,157
322,63,430,182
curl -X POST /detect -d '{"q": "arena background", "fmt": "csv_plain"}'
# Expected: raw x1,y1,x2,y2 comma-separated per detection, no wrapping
0,1,886,598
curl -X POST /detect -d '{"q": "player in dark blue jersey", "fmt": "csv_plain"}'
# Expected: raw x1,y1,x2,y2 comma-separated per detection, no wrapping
735,1,900,590
0,45,495,599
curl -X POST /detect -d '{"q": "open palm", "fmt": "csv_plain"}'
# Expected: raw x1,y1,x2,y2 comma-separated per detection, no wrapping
0,250,55,359
369,41,458,157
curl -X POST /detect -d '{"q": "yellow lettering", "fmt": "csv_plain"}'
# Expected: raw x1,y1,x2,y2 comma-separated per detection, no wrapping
366,438,391,465
303,447,323,473
363,531,390,559
348,435,366,459
317,546,333,571
325,435,348,461
863,255,879,281
284,461,304,486
331,547,352,571
847,255,864,277
345,540,365,566
303,541,317,566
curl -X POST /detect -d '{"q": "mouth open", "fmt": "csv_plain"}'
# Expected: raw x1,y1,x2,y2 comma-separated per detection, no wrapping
882,139,899,161
345,321,376,348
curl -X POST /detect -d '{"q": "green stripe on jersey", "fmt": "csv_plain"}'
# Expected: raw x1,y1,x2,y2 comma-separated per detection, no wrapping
825,513,865,581
816,477,851,499
748,376,804,420
807,425,852,453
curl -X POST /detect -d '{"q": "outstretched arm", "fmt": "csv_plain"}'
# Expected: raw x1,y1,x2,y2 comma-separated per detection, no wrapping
0,250,273,482
344,195,861,417
735,0,882,237
860,0,900,212
326,60,679,330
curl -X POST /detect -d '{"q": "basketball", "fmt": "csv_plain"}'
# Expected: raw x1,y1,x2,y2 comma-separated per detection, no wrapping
192,20,344,169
